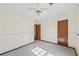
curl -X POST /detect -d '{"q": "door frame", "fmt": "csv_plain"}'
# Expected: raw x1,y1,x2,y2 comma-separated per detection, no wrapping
57,19,68,46
34,24,41,40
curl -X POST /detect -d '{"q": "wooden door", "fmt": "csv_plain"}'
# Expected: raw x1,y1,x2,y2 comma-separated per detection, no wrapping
57,20,68,46
35,24,41,40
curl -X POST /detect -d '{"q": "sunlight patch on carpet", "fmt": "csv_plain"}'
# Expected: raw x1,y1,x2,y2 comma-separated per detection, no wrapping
32,47,53,56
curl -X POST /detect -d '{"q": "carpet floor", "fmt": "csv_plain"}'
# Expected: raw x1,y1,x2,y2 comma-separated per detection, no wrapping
1,40,77,56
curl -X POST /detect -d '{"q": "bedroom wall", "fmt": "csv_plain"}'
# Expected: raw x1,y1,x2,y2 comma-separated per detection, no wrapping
41,20,57,43
0,4,34,54
75,7,79,55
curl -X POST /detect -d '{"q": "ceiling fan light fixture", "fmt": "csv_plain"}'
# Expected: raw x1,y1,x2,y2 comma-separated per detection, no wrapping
36,10,42,13
36,10,42,16
49,3,54,5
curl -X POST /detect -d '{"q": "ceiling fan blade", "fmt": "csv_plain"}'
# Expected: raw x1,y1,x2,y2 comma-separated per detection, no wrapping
28,8,48,11
40,8,48,10
28,8,37,10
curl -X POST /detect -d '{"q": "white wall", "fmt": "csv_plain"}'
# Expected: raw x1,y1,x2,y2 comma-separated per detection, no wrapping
41,20,57,43
41,4,78,48
0,4,34,54
75,7,79,55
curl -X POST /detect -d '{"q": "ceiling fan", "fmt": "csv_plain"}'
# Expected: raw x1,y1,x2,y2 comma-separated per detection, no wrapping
28,3,54,16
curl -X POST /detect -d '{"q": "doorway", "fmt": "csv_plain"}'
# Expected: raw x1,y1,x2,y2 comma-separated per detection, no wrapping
34,24,41,40
57,19,68,46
